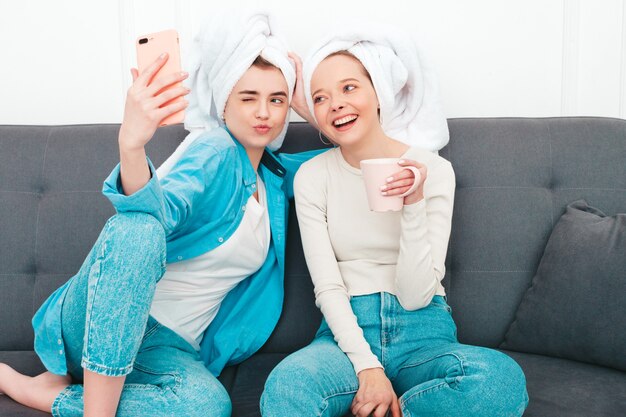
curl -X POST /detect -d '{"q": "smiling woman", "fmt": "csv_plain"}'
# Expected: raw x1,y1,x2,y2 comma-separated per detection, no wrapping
310,52,381,151
261,26,529,417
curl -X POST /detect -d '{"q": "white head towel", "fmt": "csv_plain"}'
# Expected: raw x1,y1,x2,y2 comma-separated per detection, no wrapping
156,10,295,178
302,23,449,152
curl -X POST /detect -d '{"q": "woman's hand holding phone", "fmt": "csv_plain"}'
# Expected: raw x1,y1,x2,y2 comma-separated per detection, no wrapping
117,29,189,196
118,55,189,196
119,54,189,152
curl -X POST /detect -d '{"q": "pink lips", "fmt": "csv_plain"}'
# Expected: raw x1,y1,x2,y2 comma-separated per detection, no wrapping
254,124,271,134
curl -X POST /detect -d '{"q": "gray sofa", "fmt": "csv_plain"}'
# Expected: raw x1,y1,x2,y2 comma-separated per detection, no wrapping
1,118,625,416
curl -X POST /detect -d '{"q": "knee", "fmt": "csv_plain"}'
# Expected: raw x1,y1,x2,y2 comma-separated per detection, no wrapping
261,360,316,413
202,379,232,417
178,376,232,417
262,363,296,405
106,212,165,244
203,386,232,417
104,213,166,260
467,350,529,416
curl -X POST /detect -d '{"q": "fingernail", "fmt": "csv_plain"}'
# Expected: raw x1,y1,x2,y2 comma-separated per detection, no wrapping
381,191,388,196
386,177,394,183
398,159,405,164
380,185,387,191
181,71,188,77
159,53,167,59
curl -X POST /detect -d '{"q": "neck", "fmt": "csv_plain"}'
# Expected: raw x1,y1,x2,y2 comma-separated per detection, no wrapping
245,147,265,172
340,124,408,168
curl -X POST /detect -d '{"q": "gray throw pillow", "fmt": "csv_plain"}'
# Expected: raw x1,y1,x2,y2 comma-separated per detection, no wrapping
501,199,626,371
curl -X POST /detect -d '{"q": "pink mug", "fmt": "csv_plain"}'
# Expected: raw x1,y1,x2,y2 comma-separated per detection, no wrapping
360,158,421,212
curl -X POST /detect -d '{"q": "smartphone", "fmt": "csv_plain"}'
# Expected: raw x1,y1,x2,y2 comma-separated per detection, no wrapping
136,29,184,126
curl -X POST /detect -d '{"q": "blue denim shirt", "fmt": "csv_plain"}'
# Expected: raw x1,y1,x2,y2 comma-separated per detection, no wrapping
32,127,324,376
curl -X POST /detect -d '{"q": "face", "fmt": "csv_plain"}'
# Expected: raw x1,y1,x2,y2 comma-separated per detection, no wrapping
310,54,380,147
223,65,289,150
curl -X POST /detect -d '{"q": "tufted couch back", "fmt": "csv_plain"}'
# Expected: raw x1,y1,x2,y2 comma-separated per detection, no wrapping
1,118,625,358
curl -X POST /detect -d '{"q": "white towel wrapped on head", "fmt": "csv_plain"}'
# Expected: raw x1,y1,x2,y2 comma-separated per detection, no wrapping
157,10,295,178
302,23,449,152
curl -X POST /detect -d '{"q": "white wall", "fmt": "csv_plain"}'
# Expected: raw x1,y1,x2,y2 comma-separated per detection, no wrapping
1,0,624,125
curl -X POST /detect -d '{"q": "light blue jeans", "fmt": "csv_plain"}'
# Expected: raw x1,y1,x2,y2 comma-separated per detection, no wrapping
51,213,231,417
261,293,528,417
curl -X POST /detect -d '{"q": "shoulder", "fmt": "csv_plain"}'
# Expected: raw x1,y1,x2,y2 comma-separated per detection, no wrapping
165,128,238,180
294,148,340,201
405,147,454,179
191,127,237,153
178,128,239,168
296,147,338,180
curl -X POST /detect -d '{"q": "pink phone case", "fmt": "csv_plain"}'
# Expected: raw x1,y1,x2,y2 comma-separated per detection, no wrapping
136,29,184,126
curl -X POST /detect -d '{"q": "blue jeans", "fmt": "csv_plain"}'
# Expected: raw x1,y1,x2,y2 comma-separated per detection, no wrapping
51,213,231,417
261,293,528,417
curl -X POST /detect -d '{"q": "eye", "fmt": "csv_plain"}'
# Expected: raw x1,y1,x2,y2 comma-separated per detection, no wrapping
344,84,356,92
313,96,326,104
270,97,284,104
241,97,254,102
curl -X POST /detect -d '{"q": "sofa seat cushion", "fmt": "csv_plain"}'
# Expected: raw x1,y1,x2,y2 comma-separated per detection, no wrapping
227,353,285,417
502,200,626,370
503,350,626,417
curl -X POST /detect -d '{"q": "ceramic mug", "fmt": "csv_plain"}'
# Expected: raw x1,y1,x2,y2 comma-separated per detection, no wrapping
360,158,421,212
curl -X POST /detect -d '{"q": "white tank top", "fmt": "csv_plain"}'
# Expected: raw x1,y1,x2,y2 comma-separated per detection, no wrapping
149,176,270,350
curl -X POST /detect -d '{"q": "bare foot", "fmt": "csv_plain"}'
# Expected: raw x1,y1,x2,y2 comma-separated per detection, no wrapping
0,363,9,395
0,363,71,412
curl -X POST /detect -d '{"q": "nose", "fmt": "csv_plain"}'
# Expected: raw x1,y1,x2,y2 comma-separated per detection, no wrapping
329,97,345,112
256,100,269,120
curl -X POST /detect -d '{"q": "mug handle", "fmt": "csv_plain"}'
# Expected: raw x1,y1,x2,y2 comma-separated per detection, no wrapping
397,166,422,198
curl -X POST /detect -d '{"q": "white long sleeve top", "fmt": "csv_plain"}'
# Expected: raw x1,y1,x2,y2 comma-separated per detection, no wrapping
294,147,455,373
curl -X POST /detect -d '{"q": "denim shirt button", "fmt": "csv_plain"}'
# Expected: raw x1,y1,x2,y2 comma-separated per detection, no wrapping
177,256,183,260
218,237,224,243
251,184,256,189
57,339,62,345
242,205,246,211
58,350,63,355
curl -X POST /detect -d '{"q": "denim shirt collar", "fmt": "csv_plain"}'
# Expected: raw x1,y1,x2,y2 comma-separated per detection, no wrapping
224,127,286,185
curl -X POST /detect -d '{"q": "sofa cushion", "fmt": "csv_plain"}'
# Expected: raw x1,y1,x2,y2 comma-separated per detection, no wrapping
502,200,626,371
503,350,626,417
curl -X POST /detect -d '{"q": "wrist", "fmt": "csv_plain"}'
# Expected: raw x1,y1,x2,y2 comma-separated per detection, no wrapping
118,127,147,153
357,367,385,380
404,190,425,205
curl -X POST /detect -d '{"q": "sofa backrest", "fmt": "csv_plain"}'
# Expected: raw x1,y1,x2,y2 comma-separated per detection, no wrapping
0,124,183,352
1,118,624,355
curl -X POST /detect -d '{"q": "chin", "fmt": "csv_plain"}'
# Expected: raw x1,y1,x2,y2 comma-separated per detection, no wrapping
329,128,363,147
249,135,276,149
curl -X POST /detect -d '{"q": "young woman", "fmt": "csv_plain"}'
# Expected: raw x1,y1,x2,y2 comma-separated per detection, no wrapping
261,33,529,417
0,13,324,417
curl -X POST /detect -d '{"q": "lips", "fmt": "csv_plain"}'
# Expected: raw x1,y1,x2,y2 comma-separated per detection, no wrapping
254,124,271,134
332,114,358,132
